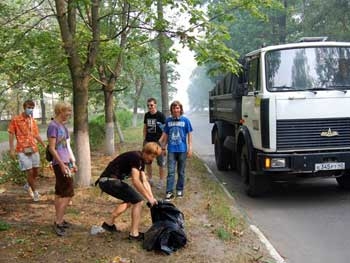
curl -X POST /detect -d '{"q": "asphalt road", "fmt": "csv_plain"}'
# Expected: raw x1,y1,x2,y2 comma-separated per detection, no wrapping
189,112,350,263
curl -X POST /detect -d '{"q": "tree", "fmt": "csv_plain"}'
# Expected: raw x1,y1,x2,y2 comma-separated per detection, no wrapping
157,0,170,116
301,0,350,41
54,0,101,187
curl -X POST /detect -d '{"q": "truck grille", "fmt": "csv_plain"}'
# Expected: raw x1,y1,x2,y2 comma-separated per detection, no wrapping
276,118,350,150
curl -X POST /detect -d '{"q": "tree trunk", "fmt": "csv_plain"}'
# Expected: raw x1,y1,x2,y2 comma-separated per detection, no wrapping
114,111,124,143
132,77,143,128
73,77,91,187
101,0,128,156
104,86,115,155
132,105,138,128
157,0,169,116
40,89,46,125
278,0,287,44
55,0,101,187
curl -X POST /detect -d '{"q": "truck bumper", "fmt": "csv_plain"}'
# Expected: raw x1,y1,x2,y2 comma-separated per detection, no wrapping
256,151,350,177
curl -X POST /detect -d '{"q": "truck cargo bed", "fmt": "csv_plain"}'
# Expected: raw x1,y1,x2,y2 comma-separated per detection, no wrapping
209,93,242,124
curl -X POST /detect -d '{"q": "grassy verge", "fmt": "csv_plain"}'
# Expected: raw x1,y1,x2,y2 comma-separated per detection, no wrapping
0,125,273,263
0,131,8,143
121,126,246,240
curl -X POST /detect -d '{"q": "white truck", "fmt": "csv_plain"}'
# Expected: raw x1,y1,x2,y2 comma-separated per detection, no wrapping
209,38,350,196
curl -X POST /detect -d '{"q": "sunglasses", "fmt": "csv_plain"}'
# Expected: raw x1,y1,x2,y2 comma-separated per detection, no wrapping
147,104,155,107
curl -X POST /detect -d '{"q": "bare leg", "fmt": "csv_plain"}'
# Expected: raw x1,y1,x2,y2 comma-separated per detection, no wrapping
146,163,152,180
141,171,154,198
130,201,143,236
159,166,165,181
55,196,71,224
27,168,36,192
105,202,130,225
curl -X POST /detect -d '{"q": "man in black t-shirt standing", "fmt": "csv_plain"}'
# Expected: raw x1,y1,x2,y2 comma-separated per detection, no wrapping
143,98,166,189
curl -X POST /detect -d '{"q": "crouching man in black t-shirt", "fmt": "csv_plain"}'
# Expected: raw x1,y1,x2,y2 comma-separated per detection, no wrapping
96,142,161,241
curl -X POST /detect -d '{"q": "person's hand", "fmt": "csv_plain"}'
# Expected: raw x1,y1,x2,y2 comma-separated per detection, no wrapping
64,167,72,177
70,162,78,173
162,148,167,156
72,164,78,173
148,198,158,207
187,149,193,158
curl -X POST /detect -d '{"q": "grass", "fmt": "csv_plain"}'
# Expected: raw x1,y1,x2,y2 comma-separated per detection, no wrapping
0,131,8,143
190,156,246,240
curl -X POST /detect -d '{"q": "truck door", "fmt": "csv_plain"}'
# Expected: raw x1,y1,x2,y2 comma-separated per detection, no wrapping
242,57,262,149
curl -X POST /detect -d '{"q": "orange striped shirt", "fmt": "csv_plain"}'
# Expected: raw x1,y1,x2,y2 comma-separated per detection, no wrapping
8,113,40,153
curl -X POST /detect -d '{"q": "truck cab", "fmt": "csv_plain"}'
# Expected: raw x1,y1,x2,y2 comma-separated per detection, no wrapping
209,40,350,196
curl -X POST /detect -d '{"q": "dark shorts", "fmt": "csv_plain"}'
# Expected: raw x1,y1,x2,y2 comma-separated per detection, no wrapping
143,140,166,167
53,164,74,198
99,178,143,204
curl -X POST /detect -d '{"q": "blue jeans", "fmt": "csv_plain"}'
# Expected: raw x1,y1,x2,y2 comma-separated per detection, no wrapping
166,152,187,193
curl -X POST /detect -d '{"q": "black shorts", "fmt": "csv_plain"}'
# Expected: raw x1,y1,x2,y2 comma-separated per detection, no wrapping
99,178,143,204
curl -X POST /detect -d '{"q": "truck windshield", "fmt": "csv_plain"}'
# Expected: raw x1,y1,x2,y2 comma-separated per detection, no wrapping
266,46,350,92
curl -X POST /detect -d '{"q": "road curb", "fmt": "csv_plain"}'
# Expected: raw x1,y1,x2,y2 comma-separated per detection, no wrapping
200,158,286,263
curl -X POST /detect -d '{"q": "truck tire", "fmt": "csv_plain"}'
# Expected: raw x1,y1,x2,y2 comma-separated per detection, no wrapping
336,172,350,190
240,146,269,197
214,132,230,171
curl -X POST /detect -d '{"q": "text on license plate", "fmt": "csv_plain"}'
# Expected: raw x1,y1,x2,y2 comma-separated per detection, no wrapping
315,162,345,171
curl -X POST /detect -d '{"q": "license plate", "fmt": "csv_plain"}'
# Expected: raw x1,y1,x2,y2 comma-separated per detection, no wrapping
315,162,345,171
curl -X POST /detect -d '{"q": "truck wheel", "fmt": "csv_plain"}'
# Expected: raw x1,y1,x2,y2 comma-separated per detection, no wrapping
214,132,230,171
336,172,350,190
240,146,269,197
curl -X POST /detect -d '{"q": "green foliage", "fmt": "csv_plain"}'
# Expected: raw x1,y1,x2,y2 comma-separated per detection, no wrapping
0,145,48,185
117,110,133,129
0,220,10,231
88,116,105,150
216,226,231,241
0,152,25,185
88,110,133,150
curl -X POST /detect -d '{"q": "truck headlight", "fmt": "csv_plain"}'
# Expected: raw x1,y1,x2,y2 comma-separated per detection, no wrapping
265,157,286,168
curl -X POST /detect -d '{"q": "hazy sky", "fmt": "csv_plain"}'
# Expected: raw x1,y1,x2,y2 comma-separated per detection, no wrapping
172,44,197,111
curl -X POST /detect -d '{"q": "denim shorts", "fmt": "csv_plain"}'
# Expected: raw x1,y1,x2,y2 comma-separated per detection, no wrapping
156,154,166,167
18,152,40,171
99,178,143,204
144,140,166,167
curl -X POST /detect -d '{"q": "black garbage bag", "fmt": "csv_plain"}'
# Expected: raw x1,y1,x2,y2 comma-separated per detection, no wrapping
143,201,187,255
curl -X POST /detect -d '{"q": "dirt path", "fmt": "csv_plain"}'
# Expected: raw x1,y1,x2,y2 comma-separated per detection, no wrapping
0,152,275,263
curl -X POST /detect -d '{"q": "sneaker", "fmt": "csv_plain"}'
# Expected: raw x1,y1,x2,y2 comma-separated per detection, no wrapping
54,222,66,237
23,183,30,191
128,232,144,241
24,183,34,198
101,222,120,233
33,191,40,202
156,180,163,190
165,192,175,201
176,190,183,198
62,220,72,228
